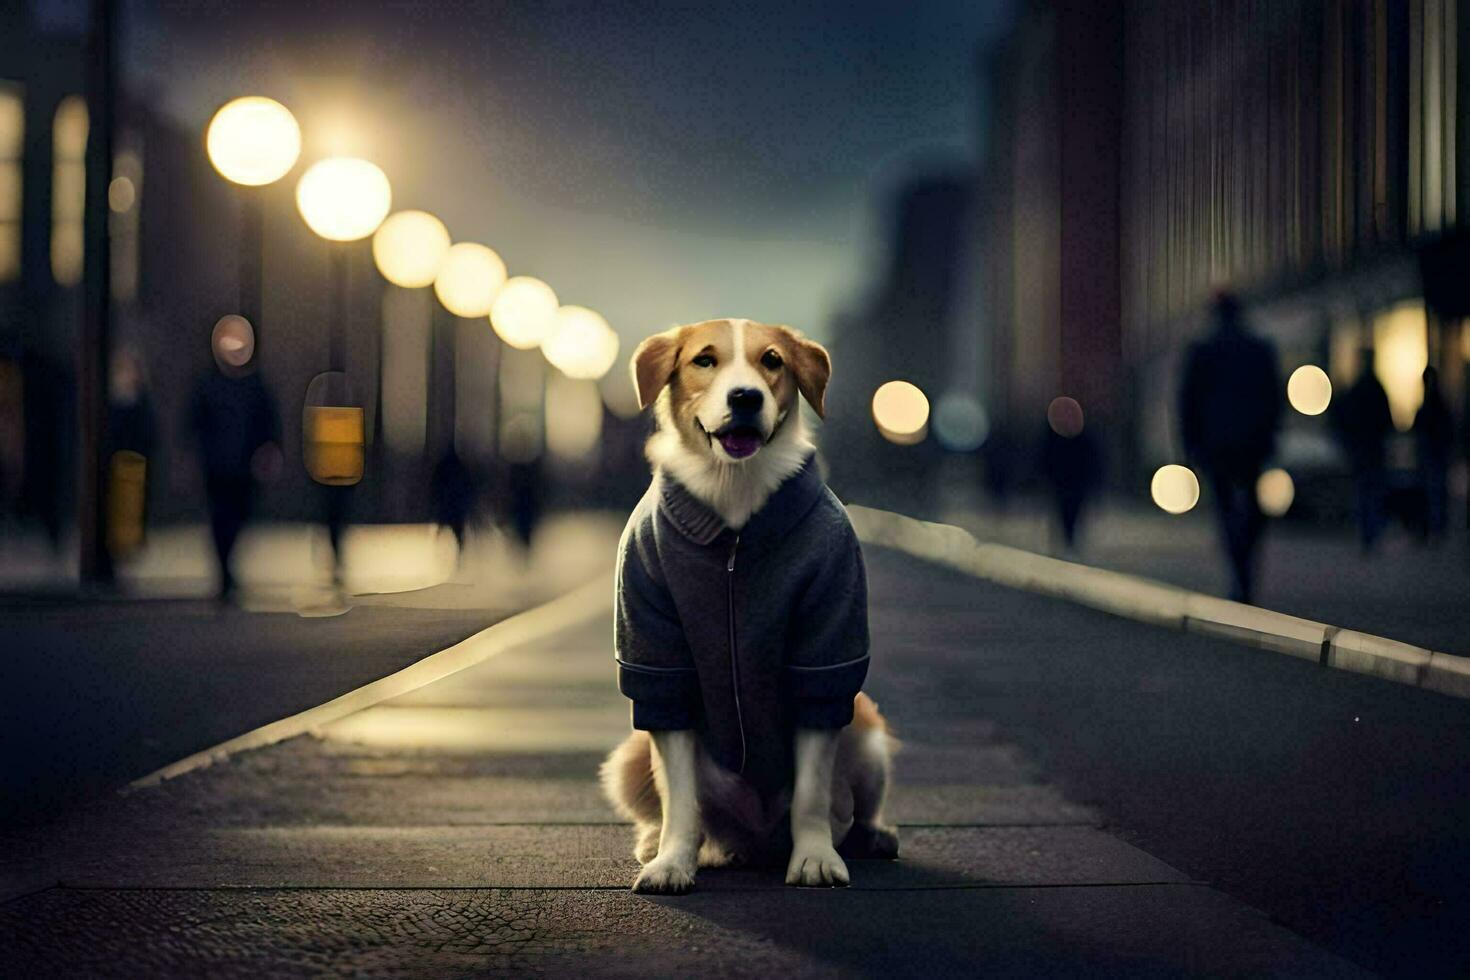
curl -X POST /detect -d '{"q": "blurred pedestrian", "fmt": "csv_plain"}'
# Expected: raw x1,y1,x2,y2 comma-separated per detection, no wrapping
1179,293,1283,603
1336,349,1395,553
432,447,476,554
1413,365,1454,541
191,316,280,601
1040,396,1102,553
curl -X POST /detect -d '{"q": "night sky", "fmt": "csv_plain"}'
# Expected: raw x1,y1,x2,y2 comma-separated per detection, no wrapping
121,0,1014,345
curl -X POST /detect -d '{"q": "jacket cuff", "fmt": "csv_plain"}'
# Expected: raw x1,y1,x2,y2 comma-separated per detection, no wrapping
793,695,856,729
618,659,701,731
784,655,870,700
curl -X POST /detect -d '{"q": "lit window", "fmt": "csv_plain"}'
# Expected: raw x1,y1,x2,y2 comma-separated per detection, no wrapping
0,83,22,283
51,94,87,287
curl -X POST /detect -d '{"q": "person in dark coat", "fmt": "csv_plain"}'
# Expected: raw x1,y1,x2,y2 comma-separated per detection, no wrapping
191,317,279,600
1336,349,1395,552
1179,293,1283,603
1413,365,1454,541
1039,396,1102,553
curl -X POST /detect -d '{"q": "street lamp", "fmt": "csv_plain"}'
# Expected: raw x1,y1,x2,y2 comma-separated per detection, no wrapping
541,305,619,380
372,210,450,288
433,242,505,318
490,275,559,349
205,96,301,346
295,156,391,489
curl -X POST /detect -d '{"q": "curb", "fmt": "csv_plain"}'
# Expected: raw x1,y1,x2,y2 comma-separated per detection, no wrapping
127,571,615,790
848,506,1470,701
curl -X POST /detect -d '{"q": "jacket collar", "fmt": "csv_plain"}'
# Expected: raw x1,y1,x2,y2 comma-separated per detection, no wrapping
658,453,824,548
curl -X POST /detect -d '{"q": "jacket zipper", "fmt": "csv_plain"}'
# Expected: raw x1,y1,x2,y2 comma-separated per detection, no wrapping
727,533,747,773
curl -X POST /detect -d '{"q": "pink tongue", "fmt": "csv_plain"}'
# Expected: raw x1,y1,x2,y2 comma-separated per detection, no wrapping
719,431,762,458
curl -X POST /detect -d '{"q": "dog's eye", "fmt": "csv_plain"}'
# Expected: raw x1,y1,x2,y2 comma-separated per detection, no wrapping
692,353,716,368
760,350,783,370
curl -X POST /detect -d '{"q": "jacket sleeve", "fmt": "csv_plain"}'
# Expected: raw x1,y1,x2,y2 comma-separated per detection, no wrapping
784,509,870,729
614,523,701,731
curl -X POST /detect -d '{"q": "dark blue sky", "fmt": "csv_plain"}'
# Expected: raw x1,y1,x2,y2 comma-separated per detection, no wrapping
123,0,1014,343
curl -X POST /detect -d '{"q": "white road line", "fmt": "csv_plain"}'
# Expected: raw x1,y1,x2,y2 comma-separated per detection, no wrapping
127,571,615,790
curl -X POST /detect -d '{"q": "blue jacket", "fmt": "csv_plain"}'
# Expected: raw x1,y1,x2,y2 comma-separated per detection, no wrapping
614,455,870,795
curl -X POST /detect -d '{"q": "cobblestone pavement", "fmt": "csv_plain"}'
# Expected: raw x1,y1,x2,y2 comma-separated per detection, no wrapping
0,548,1383,977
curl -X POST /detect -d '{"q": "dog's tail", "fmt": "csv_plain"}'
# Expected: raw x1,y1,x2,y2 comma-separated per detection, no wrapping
600,730,661,824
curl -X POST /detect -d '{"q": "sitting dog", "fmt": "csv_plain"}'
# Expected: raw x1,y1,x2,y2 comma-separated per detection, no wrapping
600,317,898,894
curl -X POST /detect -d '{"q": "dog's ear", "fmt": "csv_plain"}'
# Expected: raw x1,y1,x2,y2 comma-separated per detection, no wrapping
779,327,831,419
631,327,682,411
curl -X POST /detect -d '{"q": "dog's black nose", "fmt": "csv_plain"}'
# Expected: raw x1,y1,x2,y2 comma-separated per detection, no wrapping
727,387,763,414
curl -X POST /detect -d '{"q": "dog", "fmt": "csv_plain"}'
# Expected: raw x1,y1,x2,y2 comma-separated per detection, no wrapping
601,317,898,894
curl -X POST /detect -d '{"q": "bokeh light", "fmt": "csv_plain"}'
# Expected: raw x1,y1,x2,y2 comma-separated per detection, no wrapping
542,305,620,380
1151,464,1200,515
205,97,301,187
491,276,560,349
1256,467,1295,517
295,157,392,242
932,392,989,451
1046,396,1085,438
433,242,506,318
872,381,929,445
545,371,604,462
1373,302,1429,431
107,176,136,213
372,210,450,288
1286,364,1332,416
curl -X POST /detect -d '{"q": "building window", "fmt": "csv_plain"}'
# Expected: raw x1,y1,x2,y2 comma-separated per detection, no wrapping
51,94,87,288
0,83,22,284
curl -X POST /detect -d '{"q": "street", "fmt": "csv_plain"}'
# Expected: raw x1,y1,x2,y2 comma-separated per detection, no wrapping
5,542,1464,976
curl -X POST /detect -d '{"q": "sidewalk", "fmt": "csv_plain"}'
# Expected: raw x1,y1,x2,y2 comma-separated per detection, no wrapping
0,546,1367,977
937,497,1470,658
0,514,623,825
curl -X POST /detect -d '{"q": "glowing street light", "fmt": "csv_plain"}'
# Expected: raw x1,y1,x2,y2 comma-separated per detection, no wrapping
872,380,929,445
1151,464,1200,515
372,210,450,288
490,276,559,349
295,157,392,242
542,305,620,379
1286,365,1332,416
433,242,506,318
205,97,301,186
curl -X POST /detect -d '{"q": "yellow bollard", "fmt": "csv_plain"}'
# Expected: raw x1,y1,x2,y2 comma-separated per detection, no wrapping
304,405,364,486
107,450,147,559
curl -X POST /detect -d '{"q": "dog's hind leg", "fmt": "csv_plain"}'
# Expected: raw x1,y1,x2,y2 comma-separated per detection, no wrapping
837,700,900,860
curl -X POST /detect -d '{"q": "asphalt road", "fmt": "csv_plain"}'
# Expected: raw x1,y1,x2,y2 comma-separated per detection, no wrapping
2,544,1466,975
862,548,1470,977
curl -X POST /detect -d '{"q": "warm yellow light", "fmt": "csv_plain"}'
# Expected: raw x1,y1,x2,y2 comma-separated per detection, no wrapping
372,210,450,288
1256,468,1295,517
295,157,392,243
542,305,620,380
1151,464,1200,515
1286,365,1332,416
205,97,301,187
433,242,506,317
490,276,560,349
872,381,930,444
1373,302,1429,431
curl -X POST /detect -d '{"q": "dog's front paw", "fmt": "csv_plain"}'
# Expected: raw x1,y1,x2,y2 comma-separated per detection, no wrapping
632,855,697,895
785,840,849,887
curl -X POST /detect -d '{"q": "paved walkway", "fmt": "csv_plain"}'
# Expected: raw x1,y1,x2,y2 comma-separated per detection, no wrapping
0,515,622,825
0,547,1369,977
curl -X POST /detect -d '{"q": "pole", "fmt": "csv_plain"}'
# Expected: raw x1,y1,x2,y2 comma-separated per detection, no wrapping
329,243,348,373
239,187,263,342
78,0,115,584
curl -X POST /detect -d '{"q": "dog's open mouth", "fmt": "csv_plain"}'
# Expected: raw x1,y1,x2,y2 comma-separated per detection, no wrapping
714,424,764,460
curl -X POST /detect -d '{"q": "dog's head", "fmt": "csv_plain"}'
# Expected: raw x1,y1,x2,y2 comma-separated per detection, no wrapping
632,318,830,464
